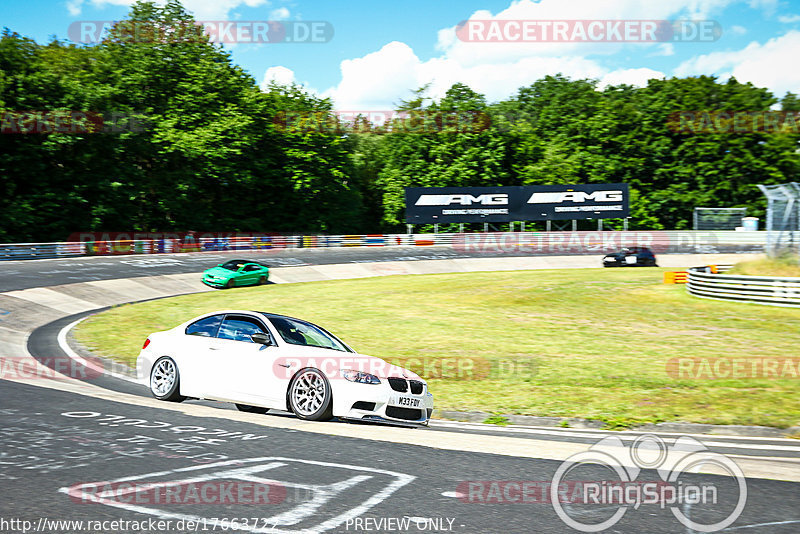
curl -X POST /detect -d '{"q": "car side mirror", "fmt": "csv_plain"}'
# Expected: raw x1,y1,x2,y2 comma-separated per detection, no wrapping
251,333,273,345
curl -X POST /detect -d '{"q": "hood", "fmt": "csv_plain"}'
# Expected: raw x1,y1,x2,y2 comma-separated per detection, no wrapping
204,266,236,277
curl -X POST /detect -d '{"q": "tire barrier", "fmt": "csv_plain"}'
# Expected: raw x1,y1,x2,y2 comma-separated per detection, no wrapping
687,265,800,308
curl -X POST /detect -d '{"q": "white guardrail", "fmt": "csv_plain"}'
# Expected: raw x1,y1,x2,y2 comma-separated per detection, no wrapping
687,265,800,308
0,230,768,261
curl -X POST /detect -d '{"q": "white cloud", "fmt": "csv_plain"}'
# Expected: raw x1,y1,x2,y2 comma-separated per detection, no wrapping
260,66,296,90
66,0,84,16
778,14,800,23
730,25,748,35
651,43,676,56
321,0,716,110
168,0,269,20
747,0,778,14
269,7,290,21
319,40,664,110
674,30,800,96
69,0,269,20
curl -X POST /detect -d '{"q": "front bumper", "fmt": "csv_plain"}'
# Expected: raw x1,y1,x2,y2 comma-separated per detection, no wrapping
202,275,229,287
332,378,434,426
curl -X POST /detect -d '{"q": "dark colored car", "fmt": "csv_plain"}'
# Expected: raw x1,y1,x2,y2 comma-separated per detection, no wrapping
602,247,658,267
202,259,270,288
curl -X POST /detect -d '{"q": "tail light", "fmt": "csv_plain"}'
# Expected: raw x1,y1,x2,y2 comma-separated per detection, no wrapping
142,338,151,350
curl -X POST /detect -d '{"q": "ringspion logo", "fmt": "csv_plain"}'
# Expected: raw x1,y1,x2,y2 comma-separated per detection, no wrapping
551,435,746,532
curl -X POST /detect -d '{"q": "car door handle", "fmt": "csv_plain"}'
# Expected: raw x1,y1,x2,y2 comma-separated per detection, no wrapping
209,347,220,350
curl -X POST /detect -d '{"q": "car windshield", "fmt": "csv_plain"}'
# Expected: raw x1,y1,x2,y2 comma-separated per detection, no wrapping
220,260,245,271
265,315,351,352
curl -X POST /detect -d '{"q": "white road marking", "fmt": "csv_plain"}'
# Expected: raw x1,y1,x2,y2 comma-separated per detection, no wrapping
722,519,800,531
57,317,139,385
430,420,800,450
59,457,415,533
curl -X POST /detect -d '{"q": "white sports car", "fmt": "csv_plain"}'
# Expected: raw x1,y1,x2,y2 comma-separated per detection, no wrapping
137,310,434,425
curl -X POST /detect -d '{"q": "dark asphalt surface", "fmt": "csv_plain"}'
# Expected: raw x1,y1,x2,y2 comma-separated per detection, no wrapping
2,380,799,534
0,242,760,292
4,247,799,533
0,247,477,292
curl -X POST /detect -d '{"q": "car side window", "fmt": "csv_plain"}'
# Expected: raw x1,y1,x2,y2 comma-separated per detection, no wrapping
217,315,267,343
185,315,223,337
244,264,259,272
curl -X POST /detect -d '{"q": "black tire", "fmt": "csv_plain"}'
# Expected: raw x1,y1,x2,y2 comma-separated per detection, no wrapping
258,276,267,285
287,368,333,421
225,279,235,289
149,356,186,402
236,404,268,414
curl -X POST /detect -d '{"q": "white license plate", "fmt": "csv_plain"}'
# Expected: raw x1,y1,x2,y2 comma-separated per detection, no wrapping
395,396,420,407
625,256,637,264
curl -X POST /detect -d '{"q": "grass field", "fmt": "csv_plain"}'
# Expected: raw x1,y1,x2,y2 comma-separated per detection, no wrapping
727,254,800,277
74,268,800,429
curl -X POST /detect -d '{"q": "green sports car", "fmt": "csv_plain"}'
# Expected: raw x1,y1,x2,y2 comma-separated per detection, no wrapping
202,259,270,289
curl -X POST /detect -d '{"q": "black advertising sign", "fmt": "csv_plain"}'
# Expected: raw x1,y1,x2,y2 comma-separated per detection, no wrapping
404,184,629,223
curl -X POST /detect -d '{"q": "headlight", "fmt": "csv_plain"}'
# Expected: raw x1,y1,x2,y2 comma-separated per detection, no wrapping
341,370,381,384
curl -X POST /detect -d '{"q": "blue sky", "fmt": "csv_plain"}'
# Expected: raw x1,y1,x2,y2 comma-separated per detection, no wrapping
3,0,800,109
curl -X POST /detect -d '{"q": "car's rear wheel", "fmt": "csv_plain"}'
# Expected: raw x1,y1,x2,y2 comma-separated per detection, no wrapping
258,276,267,285
150,356,185,402
235,404,268,414
288,368,333,421
225,279,234,289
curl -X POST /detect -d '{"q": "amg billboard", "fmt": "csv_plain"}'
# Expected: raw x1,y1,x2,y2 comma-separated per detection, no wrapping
405,184,629,223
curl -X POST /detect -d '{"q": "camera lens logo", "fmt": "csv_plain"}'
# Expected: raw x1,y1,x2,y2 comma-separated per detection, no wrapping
550,434,747,532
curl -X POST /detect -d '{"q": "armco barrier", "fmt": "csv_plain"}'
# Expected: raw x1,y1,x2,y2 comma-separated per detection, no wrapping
687,266,800,308
0,231,768,261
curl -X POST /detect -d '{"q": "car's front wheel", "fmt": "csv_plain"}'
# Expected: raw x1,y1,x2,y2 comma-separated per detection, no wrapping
225,279,235,289
150,356,186,402
288,368,333,421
